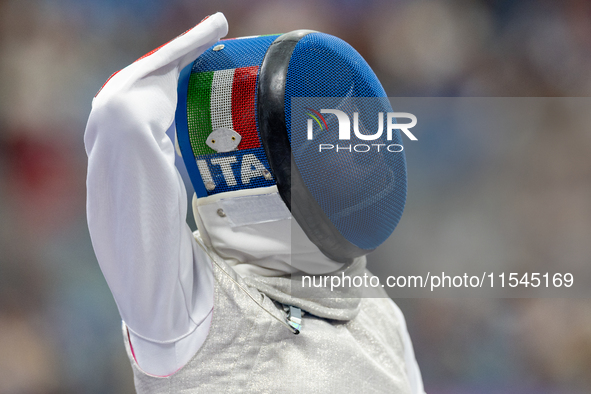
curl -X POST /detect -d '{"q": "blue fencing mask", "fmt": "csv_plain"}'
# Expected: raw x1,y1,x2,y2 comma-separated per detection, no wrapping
176,30,407,264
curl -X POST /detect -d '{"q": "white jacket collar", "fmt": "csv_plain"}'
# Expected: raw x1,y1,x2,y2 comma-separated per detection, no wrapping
192,186,345,278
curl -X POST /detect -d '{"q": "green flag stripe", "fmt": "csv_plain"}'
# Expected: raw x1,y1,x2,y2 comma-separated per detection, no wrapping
187,71,216,156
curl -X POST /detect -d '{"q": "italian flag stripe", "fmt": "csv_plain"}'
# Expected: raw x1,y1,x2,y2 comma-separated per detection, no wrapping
211,69,234,131
187,66,260,157
187,71,214,156
231,66,259,150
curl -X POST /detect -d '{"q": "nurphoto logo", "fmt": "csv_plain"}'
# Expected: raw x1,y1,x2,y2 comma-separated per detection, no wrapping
305,108,418,153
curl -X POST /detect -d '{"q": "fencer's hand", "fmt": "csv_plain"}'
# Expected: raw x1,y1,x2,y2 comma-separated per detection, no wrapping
90,12,228,134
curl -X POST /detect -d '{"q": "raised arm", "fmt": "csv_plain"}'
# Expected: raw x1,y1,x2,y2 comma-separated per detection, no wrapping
84,13,228,375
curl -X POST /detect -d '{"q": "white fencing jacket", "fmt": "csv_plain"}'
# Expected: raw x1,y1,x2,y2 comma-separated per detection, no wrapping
84,12,424,393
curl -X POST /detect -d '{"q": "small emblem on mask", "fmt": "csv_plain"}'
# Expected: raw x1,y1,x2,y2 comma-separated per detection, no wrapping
206,128,242,152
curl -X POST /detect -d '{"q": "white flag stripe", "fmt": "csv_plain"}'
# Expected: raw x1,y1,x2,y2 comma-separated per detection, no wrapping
210,68,235,131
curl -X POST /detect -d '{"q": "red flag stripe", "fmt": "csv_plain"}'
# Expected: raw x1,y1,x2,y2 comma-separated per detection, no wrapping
231,66,260,150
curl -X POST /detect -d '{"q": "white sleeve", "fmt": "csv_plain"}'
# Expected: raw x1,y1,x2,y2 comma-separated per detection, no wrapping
84,13,228,376
389,299,426,394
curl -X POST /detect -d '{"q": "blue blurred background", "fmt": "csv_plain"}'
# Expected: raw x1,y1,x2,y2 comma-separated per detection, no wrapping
1,0,591,392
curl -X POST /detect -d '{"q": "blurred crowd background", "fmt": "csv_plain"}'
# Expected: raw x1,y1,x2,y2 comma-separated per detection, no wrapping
1,0,591,392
